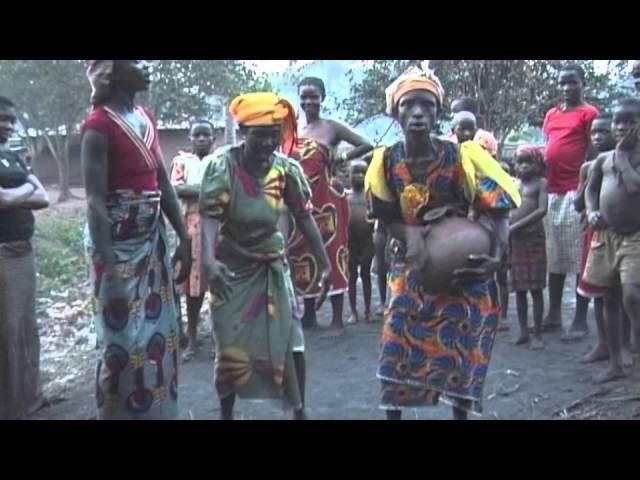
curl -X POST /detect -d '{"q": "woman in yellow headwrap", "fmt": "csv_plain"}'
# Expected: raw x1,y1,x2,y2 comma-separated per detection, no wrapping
199,92,330,420
366,66,520,419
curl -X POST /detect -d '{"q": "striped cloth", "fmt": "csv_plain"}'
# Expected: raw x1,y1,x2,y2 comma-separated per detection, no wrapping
544,191,583,275
510,222,547,292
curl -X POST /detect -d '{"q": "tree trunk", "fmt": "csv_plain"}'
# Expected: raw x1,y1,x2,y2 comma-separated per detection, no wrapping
224,106,236,145
18,122,41,177
498,127,513,162
58,155,71,203
61,133,74,199
24,137,40,176
43,132,72,203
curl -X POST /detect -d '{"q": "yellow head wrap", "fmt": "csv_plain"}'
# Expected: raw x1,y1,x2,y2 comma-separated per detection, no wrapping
229,92,297,155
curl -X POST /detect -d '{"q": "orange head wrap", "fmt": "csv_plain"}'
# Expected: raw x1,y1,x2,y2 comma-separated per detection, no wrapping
385,66,445,116
229,92,297,155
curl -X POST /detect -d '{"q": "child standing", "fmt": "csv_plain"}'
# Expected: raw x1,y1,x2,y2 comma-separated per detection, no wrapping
497,160,514,329
574,114,619,362
452,111,477,144
347,160,375,324
584,98,640,383
170,120,215,361
509,145,549,349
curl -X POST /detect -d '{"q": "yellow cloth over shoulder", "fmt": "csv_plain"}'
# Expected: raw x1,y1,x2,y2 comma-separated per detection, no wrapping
459,140,521,207
365,141,521,207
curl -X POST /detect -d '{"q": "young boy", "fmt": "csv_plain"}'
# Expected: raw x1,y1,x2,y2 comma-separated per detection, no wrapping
497,160,514,329
347,160,375,324
585,97,640,383
574,114,624,363
509,145,548,349
373,220,389,319
171,120,215,361
452,111,477,144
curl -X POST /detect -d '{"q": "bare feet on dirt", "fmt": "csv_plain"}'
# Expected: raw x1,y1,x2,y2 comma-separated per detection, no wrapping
321,326,346,339
529,337,544,350
182,344,199,363
497,320,510,332
593,366,626,384
561,324,588,342
581,343,609,364
623,348,634,369
512,335,530,346
364,310,375,324
542,313,562,332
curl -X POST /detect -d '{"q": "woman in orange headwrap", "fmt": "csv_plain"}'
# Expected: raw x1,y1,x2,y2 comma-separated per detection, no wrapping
288,77,373,335
366,66,520,419
200,92,330,419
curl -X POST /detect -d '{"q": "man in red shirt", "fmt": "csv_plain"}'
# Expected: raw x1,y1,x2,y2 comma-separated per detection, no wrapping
542,64,599,336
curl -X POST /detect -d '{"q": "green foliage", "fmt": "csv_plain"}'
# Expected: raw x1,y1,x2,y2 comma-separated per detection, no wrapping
145,60,272,123
341,60,420,125
0,60,90,200
33,213,85,291
342,60,631,148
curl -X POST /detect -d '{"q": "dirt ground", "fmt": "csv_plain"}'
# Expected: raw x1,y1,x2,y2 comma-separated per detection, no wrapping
33,278,640,421
32,187,640,420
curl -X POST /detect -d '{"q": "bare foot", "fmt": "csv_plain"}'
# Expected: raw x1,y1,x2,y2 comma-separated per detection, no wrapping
623,348,634,368
301,314,318,330
542,313,562,332
593,366,626,384
560,329,588,343
321,326,346,339
569,320,589,333
566,321,589,336
347,313,359,325
29,395,66,415
529,337,544,350
182,345,199,363
497,320,510,332
581,344,609,364
511,335,530,346
293,408,307,420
